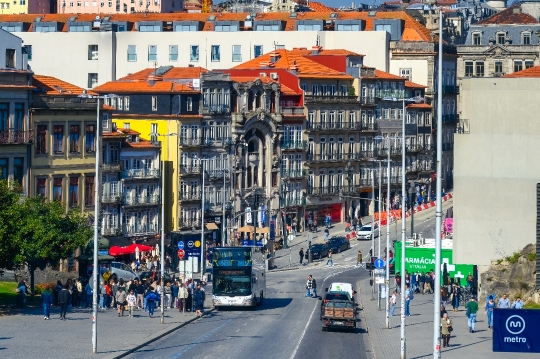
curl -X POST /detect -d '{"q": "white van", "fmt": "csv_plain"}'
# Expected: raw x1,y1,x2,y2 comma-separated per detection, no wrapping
327,282,356,302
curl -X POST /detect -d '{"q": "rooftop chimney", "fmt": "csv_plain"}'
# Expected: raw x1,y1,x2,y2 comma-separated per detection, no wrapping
311,45,323,55
269,51,281,63
513,6,521,14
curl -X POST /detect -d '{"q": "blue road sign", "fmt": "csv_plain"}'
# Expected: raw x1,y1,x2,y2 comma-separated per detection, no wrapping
374,258,385,269
493,309,540,352
177,241,184,250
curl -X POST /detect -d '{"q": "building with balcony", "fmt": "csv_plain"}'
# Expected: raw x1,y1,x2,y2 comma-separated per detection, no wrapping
0,29,33,196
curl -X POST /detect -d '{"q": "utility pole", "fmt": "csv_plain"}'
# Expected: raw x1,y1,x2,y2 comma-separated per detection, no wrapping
400,96,407,359
385,138,391,329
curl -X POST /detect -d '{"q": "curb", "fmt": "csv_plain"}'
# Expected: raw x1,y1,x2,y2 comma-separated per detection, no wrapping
268,267,300,273
358,278,378,359
107,308,216,359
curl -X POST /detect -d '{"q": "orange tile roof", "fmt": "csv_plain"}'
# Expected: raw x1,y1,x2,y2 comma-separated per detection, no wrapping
290,48,365,57
102,131,126,138
123,138,159,149
113,113,204,119
233,49,353,80
0,85,35,90
406,103,433,109
309,1,337,12
476,5,538,25
374,70,406,80
118,128,140,135
405,80,428,89
0,11,432,41
94,81,198,94
119,66,208,81
502,66,540,78
280,84,300,96
401,27,424,42
33,75,97,96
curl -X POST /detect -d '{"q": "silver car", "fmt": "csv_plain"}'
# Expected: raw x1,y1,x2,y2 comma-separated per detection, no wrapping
356,224,380,240
107,262,138,281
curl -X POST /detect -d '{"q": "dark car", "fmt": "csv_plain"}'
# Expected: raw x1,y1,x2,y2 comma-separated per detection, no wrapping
327,237,350,254
137,271,173,284
305,243,329,260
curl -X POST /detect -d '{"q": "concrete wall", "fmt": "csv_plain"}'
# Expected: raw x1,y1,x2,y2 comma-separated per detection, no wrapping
454,77,540,271
0,29,23,69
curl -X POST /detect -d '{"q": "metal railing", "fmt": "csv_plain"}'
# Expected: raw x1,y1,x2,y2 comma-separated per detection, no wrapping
179,190,201,201
179,137,202,147
179,165,202,175
306,122,363,131
304,95,358,104
280,169,306,178
280,197,305,207
206,104,230,113
456,119,470,134
0,129,34,144
122,195,160,206
101,161,123,172
102,227,122,236
121,169,160,180
123,223,159,236
375,90,406,99
361,96,376,105
306,153,350,163
101,194,121,204
306,186,343,196
281,140,308,150
178,219,202,229
206,169,227,179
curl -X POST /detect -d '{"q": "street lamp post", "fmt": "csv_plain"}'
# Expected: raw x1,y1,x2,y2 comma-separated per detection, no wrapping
385,140,391,329
400,95,407,359
200,158,211,281
409,183,415,238
281,177,290,249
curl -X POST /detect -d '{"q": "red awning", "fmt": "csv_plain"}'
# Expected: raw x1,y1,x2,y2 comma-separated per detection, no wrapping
109,244,154,256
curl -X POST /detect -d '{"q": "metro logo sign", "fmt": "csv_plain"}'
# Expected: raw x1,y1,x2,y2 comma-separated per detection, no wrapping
494,309,540,352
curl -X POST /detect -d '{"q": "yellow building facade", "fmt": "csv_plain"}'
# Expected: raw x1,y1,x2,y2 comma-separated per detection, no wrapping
0,0,49,14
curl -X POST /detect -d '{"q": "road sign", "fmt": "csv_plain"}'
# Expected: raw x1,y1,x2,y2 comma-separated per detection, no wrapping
246,207,252,224
374,268,385,275
374,258,385,269
375,277,385,284
177,249,185,259
177,241,184,250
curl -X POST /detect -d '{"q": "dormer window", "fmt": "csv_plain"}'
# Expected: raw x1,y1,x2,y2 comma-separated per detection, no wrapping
522,32,531,45
472,32,481,45
497,32,505,45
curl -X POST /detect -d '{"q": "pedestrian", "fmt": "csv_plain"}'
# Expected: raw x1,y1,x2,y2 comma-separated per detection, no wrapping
451,284,461,311
164,282,172,308
352,217,358,231
126,290,137,317
424,272,433,294
292,218,297,236
84,281,93,308
485,295,496,329
171,281,179,309
512,296,524,309
325,250,334,267
325,214,331,229
311,276,317,298
324,228,329,241
395,272,401,294
116,287,127,317
41,285,53,320
497,293,510,308
299,248,304,265
305,276,312,297
356,250,362,266
390,290,397,316
145,288,159,317
194,287,204,316
419,271,426,294
404,284,413,316
411,272,418,293
441,287,448,308
465,296,479,333
441,313,453,348
58,283,71,320
178,283,188,313
54,280,62,306
135,280,145,309
76,279,83,308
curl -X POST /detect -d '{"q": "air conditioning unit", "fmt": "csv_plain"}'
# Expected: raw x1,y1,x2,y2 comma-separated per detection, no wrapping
270,72,278,80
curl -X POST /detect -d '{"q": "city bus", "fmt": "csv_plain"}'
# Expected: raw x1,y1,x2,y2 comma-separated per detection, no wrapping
211,247,266,309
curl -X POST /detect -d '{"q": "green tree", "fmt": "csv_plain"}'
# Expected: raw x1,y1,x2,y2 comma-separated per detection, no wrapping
0,179,23,269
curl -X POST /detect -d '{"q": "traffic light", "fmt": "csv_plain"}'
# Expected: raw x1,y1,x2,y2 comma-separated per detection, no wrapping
369,279,373,286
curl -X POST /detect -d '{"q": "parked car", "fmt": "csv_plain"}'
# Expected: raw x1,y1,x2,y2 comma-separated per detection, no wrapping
327,237,350,253
305,243,329,260
106,262,138,282
137,271,172,284
356,223,380,240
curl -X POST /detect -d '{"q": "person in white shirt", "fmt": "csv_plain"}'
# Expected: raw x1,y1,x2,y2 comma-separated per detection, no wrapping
126,290,137,317
390,290,397,316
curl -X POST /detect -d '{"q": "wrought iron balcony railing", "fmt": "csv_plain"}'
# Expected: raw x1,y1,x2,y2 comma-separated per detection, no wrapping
121,169,160,180
122,195,161,207
0,129,34,145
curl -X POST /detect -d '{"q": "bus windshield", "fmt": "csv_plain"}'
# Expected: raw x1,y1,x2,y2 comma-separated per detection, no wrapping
213,269,251,296
213,248,252,267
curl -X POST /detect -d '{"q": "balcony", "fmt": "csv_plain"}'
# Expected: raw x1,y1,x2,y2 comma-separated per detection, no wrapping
306,121,363,131
179,190,201,201
456,119,470,134
179,137,202,147
206,104,230,114
306,153,348,163
443,114,459,123
280,169,307,179
206,169,227,180
180,165,202,175
281,106,304,116
361,96,376,105
123,223,159,237
280,197,305,207
362,122,378,131
0,129,34,145
306,186,343,196
102,227,122,236
358,178,374,187
121,169,160,180
304,95,358,104
101,161,123,172
122,195,160,207
178,219,202,230
406,145,424,153
375,147,402,157
443,85,459,94
375,90,406,100
205,202,223,212
381,176,402,185
281,140,308,150
101,194,121,204
221,137,235,146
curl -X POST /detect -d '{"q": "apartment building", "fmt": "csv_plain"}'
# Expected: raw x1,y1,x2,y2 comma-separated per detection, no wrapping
0,29,32,196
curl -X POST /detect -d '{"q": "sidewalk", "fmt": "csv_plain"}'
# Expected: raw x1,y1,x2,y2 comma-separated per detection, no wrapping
0,294,213,359
358,278,531,359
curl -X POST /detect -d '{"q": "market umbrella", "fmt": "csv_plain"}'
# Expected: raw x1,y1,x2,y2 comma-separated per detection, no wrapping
125,243,153,253
109,245,129,256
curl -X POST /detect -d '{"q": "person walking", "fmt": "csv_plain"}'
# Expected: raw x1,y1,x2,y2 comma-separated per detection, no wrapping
311,276,317,298
424,272,433,294
84,281,93,309
497,293,510,308
305,276,313,297
325,214,331,229
352,217,358,231
126,290,137,317
465,296,479,333
116,287,127,317
178,283,188,313
171,281,179,309
390,290,397,316
58,284,71,321
419,272,426,294
451,284,461,312
136,280,145,309
299,248,304,265
356,250,362,267
441,313,453,348
325,250,334,267
324,228,329,241
145,288,159,318
41,285,53,320
404,284,413,316
485,295,496,329
512,296,524,309
164,282,172,308
194,287,204,316
395,272,401,294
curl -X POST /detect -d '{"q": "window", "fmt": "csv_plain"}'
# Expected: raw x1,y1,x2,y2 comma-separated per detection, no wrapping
88,73,98,88
69,125,80,153
53,178,63,202
497,32,505,45
465,62,473,77
190,45,199,62
118,97,123,110
148,45,157,62
127,45,137,62
169,45,178,61
53,125,64,154
0,158,7,179
254,45,263,58
85,176,94,206
475,62,484,77
312,84,319,95
214,24,238,32
85,124,95,153
375,24,392,33
525,60,534,69
472,32,481,45
69,177,79,207
400,68,411,80
36,125,47,154
187,97,193,111
139,24,161,32
522,32,531,45
514,61,523,73
150,123,158,142
23,45,32,60
232,45,242,62
337,24,360,31
88,44,98,60
495,61,503,75
36,178,46,197
297,23,322,31
5,48,15,68
211,45,220,62
124,96,130,111
152,96,158,111
341,85,347,96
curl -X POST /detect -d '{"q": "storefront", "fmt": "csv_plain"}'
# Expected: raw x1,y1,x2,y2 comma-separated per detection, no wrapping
305,203,342,224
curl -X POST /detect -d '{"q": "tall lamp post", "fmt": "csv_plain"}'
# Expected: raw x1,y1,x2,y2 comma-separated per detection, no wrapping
408,183,415,238
281,177,290,248
345,161,354,220
200,158,211,281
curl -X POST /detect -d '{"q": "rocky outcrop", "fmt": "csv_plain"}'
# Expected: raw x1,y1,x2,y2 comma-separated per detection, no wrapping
14,266,77,285
480,244,538,303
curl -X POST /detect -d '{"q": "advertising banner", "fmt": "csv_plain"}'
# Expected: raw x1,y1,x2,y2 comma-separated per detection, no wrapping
493,309,540,353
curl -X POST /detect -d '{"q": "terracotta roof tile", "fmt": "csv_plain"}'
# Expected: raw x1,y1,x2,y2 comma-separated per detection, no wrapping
405,80,428,89
401,27,424,42
118,128,140,135
94,81,198,94
290,48,364,57
102,131,126,138
502,66,540,78
309,1,337,12
119,66,208,81
123,139,159,148
33,75,97,96
0,85,34,90
374,70,406,80
112,113,203,119
476,5,538,25
280,84,301,96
